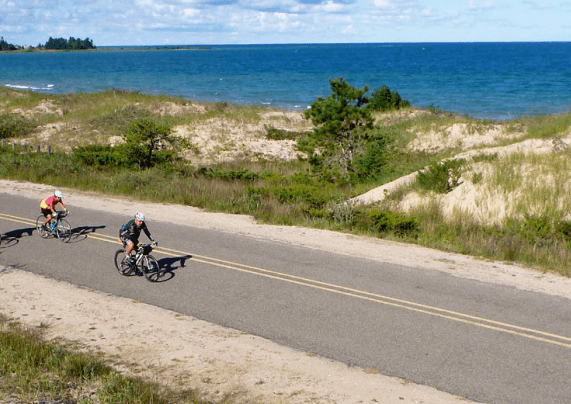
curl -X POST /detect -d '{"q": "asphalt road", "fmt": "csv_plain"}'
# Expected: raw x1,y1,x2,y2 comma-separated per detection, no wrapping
1,193,571,404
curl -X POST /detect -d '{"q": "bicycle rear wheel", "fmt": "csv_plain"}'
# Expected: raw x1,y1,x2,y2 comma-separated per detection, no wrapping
55,219,72,243
142,255,163,282
35,215,49,238
114,249,135,276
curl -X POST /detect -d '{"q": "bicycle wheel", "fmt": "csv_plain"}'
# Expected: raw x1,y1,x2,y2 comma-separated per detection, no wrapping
114,249,135,276
143,255,163,282
55,219,72,243
35,215,49,238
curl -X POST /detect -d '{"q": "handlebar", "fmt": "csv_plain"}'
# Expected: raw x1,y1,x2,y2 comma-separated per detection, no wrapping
136,241,157,254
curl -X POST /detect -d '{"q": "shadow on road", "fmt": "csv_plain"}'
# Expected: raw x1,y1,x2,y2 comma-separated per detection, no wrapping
69,225,106,242
0,227,35,248
158,255,193,272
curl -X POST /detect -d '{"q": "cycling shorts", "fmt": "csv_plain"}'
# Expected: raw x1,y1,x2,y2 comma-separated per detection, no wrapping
41,208,53,217
120,231,137,247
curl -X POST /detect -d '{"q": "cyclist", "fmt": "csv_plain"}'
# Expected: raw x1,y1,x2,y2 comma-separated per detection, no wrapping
40,190,68,230
119,212,157,262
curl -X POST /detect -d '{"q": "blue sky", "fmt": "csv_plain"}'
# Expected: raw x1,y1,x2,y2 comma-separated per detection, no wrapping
2,0,570,46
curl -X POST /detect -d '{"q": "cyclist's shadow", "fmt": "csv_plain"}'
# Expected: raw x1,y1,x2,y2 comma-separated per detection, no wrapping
0,227,35,248
158,254,193,277
69,225,106,242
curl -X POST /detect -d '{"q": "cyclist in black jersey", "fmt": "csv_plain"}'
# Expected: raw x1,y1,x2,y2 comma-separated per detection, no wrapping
119,212,157,260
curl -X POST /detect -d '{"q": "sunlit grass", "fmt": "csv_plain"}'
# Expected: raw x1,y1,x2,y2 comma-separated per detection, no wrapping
0,314,212,403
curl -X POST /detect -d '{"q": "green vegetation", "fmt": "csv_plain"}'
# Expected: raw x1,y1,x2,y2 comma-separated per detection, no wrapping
0,36,96,51
40,36,96,50
0,36,18,51
0,114,37,139
2,83,571,279
0,314,211,403
303,78,409,181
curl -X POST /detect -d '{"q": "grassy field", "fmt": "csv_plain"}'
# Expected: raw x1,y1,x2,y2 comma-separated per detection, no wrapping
3,87,571,402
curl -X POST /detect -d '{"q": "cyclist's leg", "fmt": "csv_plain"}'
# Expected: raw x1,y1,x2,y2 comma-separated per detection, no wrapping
123,236,137,255
41,208,52,226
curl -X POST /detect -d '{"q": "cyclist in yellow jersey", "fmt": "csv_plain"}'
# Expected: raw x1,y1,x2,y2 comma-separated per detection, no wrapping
40,190,68,228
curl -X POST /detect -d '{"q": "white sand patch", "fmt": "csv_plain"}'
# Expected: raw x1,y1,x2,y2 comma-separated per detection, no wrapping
34,122,68,142
174,112,310,164
10,99,63,118
407,123,523,153
150,101,206,116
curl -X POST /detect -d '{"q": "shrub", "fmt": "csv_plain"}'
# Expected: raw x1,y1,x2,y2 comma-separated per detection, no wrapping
265,125,310,141
196,167,261,181
368,85,410,112
122,119,178,168
556,220,571,240
354,132,388,181
416,159,465,193
330,200,356,225
73,145,125,167
0,114,37,139
273,183,328,208
355,208,419,237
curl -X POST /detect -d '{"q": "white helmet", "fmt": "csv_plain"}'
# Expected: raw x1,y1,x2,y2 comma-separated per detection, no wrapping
54,190,63,198
135,212,145,221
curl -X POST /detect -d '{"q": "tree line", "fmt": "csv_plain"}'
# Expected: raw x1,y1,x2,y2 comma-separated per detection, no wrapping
39,36,96,50
0,36,96,51
0,37,18,51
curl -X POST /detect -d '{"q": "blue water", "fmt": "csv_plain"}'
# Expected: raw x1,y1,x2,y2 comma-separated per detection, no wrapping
2,42,571,121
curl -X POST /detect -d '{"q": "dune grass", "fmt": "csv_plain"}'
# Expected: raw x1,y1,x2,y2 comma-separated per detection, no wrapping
0,314,214,404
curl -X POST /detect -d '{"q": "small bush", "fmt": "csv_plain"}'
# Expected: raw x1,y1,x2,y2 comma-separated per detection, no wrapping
368,85,410,112
556,220,571,240
274,183,329,208
73,144,126,167
416,159,465,193
196,167,261,181
265,124,311,141
330,200,356,225
355,208,419,237
354,132,388,181
0,114,37,139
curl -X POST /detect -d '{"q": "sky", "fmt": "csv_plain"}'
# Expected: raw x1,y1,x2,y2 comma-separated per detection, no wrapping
2,0,571,46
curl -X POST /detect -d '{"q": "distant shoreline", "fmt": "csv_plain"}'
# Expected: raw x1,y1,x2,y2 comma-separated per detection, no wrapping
0,46,212,54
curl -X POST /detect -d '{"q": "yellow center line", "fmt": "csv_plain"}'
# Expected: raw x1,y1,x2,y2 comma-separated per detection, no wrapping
3,213,571,348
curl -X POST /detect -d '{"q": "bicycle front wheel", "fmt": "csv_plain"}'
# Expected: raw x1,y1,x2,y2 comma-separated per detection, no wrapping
35,215,49,238
142,255,163,282
55,219,72,243
114,249,135,276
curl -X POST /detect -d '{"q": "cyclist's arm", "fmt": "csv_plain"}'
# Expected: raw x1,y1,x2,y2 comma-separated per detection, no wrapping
143,226,154,242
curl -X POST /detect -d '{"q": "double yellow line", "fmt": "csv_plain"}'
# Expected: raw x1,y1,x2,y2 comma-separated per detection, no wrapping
2,212,571,349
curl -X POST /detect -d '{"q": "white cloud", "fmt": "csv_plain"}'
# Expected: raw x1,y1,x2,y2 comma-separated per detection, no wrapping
522,0,554,10
1,0,571,46
468,0,494,11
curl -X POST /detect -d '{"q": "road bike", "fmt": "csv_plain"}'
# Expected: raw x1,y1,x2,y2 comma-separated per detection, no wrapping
36,211,72,243
114,242,166,282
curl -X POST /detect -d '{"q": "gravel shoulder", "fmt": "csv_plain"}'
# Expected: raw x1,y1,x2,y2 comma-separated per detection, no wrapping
2,179,571,403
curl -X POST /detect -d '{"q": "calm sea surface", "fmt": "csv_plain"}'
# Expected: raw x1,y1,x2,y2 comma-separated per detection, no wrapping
2,42,571,121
